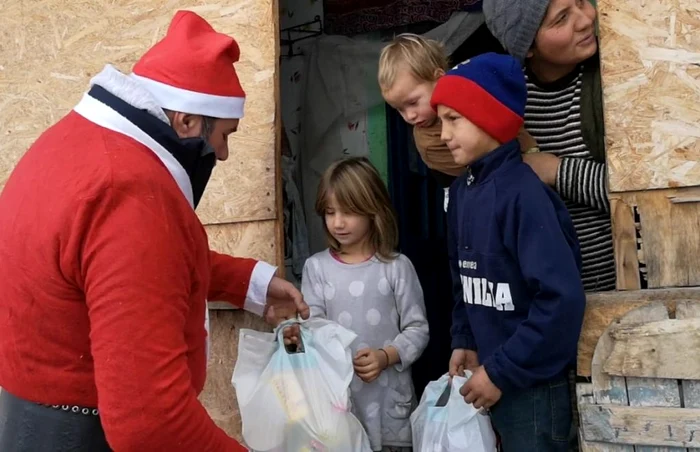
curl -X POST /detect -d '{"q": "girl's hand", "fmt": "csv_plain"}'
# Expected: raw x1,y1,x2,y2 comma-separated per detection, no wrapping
459,365,502,410
353,348,388,383
448,348,479,377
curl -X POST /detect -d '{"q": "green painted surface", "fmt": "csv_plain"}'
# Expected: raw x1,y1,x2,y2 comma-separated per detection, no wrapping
365,34,389,186
367,102,388,186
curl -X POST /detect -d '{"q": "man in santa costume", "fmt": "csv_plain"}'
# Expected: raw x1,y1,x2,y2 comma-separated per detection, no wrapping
0,10,308,452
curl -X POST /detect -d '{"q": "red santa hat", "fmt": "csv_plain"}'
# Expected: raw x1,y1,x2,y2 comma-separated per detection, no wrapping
131,10,245,119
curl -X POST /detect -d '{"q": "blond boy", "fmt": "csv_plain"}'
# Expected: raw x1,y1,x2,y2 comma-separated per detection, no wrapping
379,35,539,195
379,34,465,189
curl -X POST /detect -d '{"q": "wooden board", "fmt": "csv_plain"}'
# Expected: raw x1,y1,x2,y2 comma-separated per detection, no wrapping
0,0,278,225
610,189,700,289
598,0,700,192
619,305,683,452
604,317,700,380
580,404,700,448
576,287,700,377
677,301,700,452
206,220,279,310
202,220,278,437
199,309,270,441
580,302,700,450
611,197,642,290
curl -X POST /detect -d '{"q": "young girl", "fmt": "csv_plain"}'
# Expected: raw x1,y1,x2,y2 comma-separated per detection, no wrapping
301,157,429,452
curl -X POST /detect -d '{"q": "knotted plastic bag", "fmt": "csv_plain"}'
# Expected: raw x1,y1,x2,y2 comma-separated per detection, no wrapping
410,373,497,452
232,318,372,452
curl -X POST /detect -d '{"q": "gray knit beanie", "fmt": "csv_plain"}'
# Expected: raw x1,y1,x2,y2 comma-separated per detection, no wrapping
483,0,550,63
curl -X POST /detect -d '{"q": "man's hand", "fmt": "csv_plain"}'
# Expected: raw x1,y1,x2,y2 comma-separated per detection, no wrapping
353,348,388,383
448,348,479,377
263,276,309,346
522,152,560,187
459,365,502,410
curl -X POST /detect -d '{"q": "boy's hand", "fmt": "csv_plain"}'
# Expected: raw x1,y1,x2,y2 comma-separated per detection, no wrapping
459,365,502,410
448,349,479,377
353,348,388,383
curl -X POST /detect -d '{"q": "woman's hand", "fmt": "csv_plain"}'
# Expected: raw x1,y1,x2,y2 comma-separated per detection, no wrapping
522,152,561,186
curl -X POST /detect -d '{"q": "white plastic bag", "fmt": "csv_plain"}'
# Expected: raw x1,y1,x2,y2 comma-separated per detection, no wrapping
410,373,497,452
232,318,372,452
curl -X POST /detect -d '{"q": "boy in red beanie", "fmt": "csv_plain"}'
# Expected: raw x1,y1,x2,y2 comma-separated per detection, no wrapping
431,53,586,452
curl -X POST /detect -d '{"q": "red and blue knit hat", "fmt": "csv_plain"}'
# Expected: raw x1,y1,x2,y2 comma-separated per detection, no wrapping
430,52,526,144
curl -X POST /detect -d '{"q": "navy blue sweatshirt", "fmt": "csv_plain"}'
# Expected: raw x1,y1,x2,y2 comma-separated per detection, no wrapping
447,140,586,393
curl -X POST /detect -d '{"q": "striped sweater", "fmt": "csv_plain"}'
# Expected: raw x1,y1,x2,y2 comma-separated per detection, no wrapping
524,67,616,292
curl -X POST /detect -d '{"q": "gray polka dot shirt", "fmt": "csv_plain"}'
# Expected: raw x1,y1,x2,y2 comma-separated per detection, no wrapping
301,250,430,450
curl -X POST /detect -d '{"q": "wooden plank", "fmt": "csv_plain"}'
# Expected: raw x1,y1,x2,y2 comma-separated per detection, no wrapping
589,301,638,452
598,0,700,192
609,190,700,288
611,197,642,290
677,301,700,452
616,304,684,452
0,0,278,226
206,220,279,310
200,220,277,438
579,383,613,452
199,309,269,441
580,404,700,448
577,287,700,377
603,317,700,380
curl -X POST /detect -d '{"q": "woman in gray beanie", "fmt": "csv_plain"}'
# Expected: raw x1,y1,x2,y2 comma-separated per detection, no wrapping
480,0,611,451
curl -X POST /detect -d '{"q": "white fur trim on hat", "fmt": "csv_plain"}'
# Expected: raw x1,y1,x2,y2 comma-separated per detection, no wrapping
130,73,245,119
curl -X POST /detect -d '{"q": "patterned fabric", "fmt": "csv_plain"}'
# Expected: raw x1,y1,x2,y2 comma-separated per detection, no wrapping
301,250,430,451
324,0,483,35
524,67,616,292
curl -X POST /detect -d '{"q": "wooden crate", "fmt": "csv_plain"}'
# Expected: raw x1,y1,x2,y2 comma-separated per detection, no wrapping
577,301,700,451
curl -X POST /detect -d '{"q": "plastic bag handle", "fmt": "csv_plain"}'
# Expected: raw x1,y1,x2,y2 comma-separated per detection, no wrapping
274,317,306,353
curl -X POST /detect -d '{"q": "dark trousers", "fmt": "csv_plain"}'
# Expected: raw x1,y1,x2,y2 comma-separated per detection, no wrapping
0,390,111,452
489,378,572,452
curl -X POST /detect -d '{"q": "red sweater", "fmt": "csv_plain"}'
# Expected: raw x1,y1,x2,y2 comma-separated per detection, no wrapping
0,112,252,451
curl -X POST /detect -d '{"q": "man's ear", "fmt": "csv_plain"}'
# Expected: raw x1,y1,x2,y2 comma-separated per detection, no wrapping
170,112,203,138
434,68,445,79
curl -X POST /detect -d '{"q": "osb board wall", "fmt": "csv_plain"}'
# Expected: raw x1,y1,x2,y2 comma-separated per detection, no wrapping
610,187,700,290
599,0,700,192
201,221,277,439
0,0,277,225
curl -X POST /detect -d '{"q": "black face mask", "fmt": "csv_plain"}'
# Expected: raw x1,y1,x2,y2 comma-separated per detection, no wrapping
178,137,217,208
85,86,219,208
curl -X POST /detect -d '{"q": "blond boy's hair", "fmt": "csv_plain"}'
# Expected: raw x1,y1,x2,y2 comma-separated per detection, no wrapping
315,157,398,262
378,33,448,90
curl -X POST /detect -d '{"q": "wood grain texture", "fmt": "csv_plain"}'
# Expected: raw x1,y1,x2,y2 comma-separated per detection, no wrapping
677,301,700,452
617,305,684,452
603,317,700,380
202,220,278,438
206,220,278,310
610,197,642,290
580,404,700,448
609,189,700,288
576,287,700,377
199,309,270,440
0,0,278,225
599,0,700,192
579,302,700,451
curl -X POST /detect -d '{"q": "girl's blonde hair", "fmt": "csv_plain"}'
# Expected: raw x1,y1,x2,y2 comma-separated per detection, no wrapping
378,33,448,90
315,157,398,261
